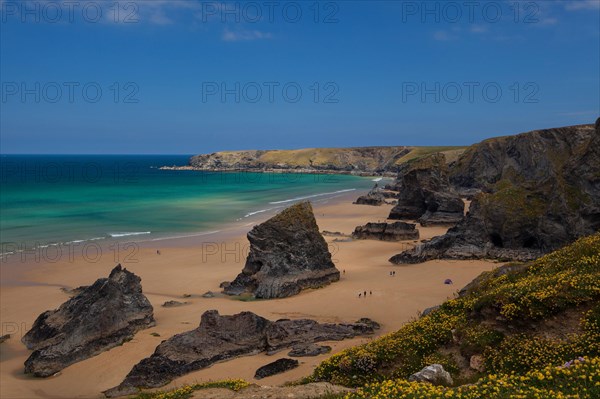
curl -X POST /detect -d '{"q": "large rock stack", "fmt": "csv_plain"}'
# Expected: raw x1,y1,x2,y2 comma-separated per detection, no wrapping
223,201,340,299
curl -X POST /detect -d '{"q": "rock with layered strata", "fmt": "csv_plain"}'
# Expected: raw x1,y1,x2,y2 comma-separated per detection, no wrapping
388,153,464,225
352,222,419,241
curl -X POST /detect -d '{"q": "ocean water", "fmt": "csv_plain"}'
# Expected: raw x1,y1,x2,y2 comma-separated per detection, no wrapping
0,155,374,253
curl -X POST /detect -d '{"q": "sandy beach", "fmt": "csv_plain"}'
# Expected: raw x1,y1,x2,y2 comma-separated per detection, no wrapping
0,192,497,399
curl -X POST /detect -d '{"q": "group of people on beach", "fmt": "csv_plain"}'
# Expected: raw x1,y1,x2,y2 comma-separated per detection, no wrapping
358,290,372,298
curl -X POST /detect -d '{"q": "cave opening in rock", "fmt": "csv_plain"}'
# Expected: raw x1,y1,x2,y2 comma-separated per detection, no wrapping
522,236,537,248
490,233,504,248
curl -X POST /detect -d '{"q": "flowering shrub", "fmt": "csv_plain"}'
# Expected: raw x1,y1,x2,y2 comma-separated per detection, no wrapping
345,356,600,399
312,234,600,386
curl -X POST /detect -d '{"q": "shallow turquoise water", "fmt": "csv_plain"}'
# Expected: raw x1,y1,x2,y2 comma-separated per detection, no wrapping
0,155,373,252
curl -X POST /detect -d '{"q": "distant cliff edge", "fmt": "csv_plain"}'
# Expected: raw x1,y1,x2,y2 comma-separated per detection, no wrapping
160,146,466,176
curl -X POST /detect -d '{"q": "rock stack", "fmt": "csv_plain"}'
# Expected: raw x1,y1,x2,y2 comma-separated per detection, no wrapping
223,201,340,299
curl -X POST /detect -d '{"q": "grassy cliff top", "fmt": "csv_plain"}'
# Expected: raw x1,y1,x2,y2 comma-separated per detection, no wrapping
190,146,467,173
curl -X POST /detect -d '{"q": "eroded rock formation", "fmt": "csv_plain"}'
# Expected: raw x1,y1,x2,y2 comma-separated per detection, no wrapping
22,265,154,377
223,201,340,299
391,121,600,263
388,153,464,226
104,310,376,397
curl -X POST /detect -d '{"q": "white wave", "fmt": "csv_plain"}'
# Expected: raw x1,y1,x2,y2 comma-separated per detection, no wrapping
108,231,151,238
142,230,221,242
244,207,278,217
268,189,356,205
372,177,383,182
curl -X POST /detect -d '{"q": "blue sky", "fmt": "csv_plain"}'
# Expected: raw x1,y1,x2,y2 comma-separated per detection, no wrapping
1,0,599,154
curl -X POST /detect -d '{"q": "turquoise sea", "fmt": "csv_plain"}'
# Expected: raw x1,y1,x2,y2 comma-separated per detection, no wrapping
0,155,374,254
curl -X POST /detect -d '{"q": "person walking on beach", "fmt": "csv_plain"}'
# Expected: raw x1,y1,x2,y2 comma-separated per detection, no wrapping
358,293,362,298
364,290,367,297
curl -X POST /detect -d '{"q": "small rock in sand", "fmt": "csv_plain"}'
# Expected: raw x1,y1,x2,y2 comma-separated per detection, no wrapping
254,358,299,379
162,300,186,308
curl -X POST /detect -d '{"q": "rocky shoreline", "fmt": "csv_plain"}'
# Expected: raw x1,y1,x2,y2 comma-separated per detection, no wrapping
365,121,600,264
159,165,397,177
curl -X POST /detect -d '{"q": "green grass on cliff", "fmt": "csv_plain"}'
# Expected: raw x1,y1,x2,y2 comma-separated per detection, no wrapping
197,146,467,172
258,147,409,169
308,234,600,393
396,146,467,165
129,379,250,399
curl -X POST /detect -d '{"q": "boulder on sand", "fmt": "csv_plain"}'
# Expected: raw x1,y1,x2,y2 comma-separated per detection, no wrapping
288,343,331,357
254,358,299,379
352,222,419,241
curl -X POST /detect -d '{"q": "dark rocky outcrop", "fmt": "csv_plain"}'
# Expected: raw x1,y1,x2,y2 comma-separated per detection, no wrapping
354,184,386,206
352,222,419,241
391,122,600,263
388,153,464,226
354,191,385,206
105,310,376,397
22,265,155,377
223,202,340,299
288,343,331,357
255,358,299,379
356,318,381,330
